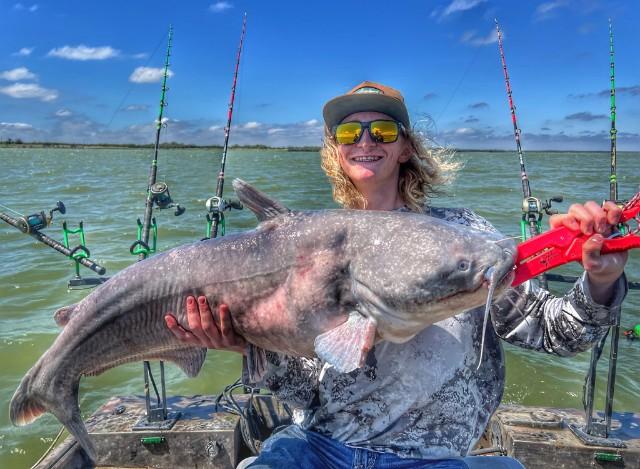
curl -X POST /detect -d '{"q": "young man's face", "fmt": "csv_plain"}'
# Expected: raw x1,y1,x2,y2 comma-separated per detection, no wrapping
337,111,411,191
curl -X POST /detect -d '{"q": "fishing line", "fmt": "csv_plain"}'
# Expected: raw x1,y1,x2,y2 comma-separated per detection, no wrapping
435,45,482,124
30,395,89,469
105,32,168,129
0,202,24,217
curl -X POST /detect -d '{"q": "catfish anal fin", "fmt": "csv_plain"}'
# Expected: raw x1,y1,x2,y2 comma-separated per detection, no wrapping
84,347,208,378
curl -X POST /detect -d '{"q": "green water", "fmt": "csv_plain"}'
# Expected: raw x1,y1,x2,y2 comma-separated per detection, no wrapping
1,148,639,467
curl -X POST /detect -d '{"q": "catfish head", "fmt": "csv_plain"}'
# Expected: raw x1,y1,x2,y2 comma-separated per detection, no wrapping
346,211,517,343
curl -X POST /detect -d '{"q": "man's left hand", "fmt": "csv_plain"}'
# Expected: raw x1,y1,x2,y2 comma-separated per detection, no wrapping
549,200,627,304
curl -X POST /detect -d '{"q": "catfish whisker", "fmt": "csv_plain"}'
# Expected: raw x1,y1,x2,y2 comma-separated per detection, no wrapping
476,266,499,371
492,235,523,245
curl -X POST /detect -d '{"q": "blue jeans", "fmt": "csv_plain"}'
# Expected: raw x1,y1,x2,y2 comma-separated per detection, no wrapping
243,425,524,469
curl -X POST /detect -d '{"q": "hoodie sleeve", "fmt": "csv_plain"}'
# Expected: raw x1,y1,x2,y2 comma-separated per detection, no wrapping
431,206,628,355
490,273,627,355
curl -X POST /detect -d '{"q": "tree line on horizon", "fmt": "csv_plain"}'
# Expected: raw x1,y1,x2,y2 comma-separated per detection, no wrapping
0,139,321,152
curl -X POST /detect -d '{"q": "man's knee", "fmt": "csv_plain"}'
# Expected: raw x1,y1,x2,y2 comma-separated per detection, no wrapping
463,456,526,469
239,425,315,468
236,456,257,469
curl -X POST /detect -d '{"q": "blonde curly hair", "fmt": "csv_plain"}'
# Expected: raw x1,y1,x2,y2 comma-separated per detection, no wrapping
320,126,460,212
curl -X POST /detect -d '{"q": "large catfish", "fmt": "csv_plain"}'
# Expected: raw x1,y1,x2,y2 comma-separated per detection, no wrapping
10,179,516,459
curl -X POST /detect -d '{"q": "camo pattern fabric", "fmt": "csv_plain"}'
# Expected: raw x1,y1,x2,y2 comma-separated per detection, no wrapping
244,207,627,460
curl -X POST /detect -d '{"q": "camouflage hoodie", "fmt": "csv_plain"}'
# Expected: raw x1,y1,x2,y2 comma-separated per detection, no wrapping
244,207,627,459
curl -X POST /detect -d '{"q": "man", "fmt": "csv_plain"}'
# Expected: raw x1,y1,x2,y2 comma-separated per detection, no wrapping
166,82,627,468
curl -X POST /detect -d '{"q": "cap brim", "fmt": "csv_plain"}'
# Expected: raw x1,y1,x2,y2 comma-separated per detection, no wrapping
323,94,411,130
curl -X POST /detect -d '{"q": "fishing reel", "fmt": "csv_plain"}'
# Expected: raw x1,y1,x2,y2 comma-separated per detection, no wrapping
203,196,243,239
623,324,640,340
150,182,185,216
16,201,66,233
521,195,563,221
205,196,243,214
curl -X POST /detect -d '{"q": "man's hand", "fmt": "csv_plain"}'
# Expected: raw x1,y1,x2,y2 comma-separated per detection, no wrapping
549,200,628,304
165,296,247,354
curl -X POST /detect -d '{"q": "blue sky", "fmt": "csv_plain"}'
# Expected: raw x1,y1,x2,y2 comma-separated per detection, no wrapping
0,0,638,150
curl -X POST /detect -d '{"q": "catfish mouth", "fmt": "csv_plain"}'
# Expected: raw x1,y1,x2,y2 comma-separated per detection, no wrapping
482,266,515,291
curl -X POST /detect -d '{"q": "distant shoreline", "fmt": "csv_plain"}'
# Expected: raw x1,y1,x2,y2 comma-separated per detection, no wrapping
0,142,322,152
0,142,634,153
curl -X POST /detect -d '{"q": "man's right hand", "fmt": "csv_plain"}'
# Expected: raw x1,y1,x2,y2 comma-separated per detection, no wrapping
164,296,247,354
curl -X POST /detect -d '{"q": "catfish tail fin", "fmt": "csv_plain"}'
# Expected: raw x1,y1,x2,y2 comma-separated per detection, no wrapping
10,367,47,426
11,367,97,462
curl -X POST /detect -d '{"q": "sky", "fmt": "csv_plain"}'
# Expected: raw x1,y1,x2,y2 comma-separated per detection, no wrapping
0,0,639,150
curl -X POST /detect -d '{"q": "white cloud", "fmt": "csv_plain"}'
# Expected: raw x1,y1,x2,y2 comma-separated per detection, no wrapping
0,82,57,101
243,121,261,129
13,47,34,56
129,66,174,83
209,1,233,12
47,45,120,61
55,109,72,117
305,119,319,126
460,29,498,46
0,122,33,130
536,0,566,15
534,0,569,20
123,104,149,112
441,0,485,17
267,128,285,134
14,3,38,11
132,53,148,59
0,67,36,81
454,127,476,135
209,125,222,131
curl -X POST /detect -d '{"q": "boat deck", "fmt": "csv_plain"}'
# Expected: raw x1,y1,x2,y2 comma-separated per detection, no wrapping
35,397,639,468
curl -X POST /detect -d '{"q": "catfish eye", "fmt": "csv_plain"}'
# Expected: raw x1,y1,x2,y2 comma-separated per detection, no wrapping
457,260,470,271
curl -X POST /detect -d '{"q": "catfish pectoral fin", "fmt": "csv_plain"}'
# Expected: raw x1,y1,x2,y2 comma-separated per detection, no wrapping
246,344,268,382
314,313,377,373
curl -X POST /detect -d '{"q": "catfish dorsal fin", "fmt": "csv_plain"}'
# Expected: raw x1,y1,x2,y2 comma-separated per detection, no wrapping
232,178,290,221
53,303,79,327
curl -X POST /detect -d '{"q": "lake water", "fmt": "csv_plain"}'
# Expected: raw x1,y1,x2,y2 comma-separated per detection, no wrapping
1,148,639,467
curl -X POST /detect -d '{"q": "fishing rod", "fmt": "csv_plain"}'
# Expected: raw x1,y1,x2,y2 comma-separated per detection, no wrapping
496,17,636,448
494,19,562,288
602,16,622,440
128,25,184,428
579,19,625,447
609,17,618,204
204,12,247,240
130,25,184,262
0,202,106,277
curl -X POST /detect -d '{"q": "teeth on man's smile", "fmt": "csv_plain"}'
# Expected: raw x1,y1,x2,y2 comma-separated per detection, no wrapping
352,156,382,162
